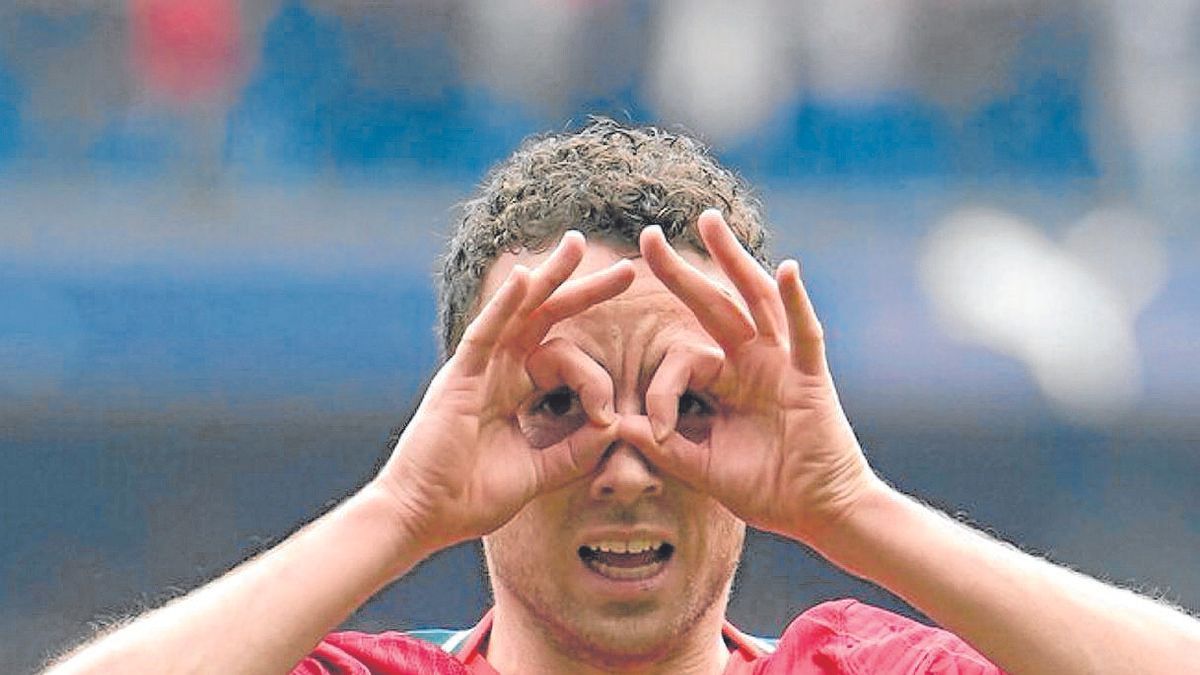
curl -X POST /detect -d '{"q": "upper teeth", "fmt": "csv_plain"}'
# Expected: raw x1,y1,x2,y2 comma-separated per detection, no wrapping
587,539,663,554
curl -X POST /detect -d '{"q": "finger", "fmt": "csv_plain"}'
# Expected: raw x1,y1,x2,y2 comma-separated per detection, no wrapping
776,259,827,374
617,415,709,493
526,338,615,426
533,422,615,493
455,265,530,374
516,259,635,349
695,209,786,340
639,225,756,352
644,343,723,442
521,230,587,312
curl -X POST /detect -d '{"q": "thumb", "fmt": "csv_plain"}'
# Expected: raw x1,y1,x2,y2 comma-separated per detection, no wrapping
618,415,711,493
533,421,616,493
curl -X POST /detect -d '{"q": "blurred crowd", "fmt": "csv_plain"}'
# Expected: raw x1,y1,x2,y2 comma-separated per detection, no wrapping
2,1,1198,423
4,7,1200,672
0,0,1196,187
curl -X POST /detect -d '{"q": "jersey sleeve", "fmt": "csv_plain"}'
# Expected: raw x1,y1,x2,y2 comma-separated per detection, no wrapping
761,599,1005,674
291,630,469,675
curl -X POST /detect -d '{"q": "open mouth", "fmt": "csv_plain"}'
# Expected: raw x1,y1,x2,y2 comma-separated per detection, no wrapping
578,540,675,581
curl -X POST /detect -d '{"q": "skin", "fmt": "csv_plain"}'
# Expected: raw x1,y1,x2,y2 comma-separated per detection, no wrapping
634,213,877,545
47,212,884,675
373,230,641,553
464,210,880,673
465,212,884,673
480,244,748,674
45,210,1200,675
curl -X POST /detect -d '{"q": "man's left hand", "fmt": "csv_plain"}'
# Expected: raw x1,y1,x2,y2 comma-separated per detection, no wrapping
638,210,880,546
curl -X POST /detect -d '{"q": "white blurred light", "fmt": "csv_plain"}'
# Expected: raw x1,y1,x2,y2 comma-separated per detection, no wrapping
800,0,913,102
1103,0,1200,181
646,0,798,144
456,0,586,111
919,208,1152,425
1063,207,1169,315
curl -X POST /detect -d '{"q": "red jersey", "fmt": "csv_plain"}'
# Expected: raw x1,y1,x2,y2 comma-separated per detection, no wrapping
294,599,1002,674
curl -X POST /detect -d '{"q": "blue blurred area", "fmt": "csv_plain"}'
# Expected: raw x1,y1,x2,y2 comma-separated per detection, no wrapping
0,64,19,161
74,279,432,404
0,3,1099,179
1,2,1198,673
223,3,528,175
0,271,437,408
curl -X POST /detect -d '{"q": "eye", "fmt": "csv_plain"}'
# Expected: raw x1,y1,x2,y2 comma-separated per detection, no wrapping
677,391,713,417
533,387,579,417
520,387,587,449
676,390,715,444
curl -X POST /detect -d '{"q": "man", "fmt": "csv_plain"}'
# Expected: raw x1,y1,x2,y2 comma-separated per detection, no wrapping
47,120,1200,674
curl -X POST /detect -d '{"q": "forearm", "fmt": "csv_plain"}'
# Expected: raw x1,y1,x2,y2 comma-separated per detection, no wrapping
811,481,1200,674
45,481,432,675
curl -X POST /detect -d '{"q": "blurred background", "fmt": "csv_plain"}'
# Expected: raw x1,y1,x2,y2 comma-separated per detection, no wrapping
3,0,1199,670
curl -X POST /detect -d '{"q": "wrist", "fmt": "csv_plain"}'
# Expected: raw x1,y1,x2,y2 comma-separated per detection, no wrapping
789,465,892,555
352,479,447,574
801,477,907,577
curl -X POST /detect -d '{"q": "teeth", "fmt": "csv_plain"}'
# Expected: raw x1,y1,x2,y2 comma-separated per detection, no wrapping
586,539,663,554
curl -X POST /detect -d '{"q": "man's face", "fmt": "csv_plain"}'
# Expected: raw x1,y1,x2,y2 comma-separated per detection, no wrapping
480,239,746,664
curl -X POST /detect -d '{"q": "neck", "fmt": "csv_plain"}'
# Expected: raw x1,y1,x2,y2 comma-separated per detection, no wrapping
486,594,732,675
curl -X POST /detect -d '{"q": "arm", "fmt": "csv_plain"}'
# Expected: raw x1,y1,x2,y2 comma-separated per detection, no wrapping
44,484,431,675
46,232,634,675
638,210,1200,675
815,482,1200,674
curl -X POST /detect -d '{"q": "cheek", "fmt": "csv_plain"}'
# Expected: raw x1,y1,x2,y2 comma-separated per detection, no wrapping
676,414,713,444
517,410,588,449
484,495,572,576
695,498,746,560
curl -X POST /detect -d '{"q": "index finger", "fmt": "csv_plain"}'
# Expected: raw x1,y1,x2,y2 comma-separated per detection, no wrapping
455,264,531,374
639,225,756,352
695,209,786,340
519,230,587,313
514,259,636,350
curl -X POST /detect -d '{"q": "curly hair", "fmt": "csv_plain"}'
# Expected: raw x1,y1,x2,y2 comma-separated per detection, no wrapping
437,117,770,357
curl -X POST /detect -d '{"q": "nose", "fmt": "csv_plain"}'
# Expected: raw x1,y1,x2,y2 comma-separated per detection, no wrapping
589,442,663,504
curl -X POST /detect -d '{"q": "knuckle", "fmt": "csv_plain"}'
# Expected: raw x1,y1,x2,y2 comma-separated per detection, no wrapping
678,341,724,366
803,321,825,342
539,336,569,353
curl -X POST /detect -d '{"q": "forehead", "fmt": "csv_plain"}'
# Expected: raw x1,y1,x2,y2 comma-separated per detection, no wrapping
481,240,736,378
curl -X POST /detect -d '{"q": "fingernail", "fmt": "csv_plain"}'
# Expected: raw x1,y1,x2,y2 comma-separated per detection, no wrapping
600,400,615,425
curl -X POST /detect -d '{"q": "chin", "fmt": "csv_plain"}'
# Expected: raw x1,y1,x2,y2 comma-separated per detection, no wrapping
546,607,686,667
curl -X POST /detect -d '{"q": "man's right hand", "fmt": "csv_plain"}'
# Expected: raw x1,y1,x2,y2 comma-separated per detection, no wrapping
43,232,635,675
372,231,634,554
